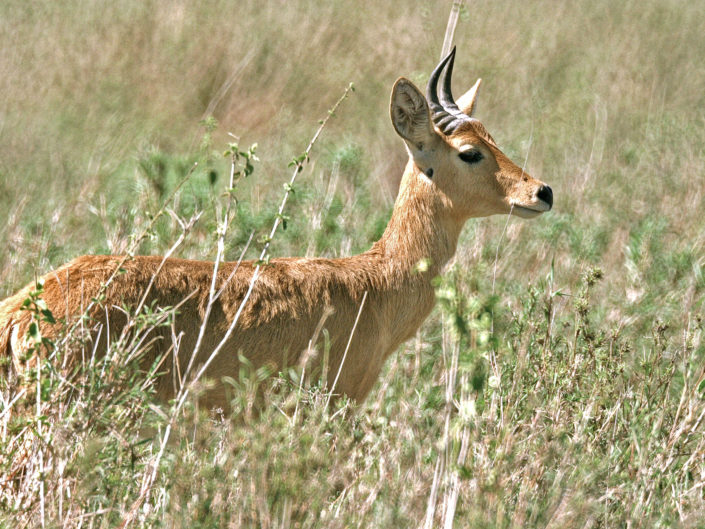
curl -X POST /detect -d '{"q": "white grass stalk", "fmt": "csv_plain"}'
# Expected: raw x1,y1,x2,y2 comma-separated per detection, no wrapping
178,148,243,387
442,425,470,529
36,344,45,528
422,457,443,529
441,1,464,59
326,290,368,407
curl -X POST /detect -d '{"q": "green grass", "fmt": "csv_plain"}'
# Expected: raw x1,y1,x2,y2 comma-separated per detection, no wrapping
2,0,705,526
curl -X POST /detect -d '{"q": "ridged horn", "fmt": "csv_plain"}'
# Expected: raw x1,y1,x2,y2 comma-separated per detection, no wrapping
426,46,470,134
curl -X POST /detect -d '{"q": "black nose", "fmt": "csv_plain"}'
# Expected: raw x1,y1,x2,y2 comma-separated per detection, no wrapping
537,185,553,209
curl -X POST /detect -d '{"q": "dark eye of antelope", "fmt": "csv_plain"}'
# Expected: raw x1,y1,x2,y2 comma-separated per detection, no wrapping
459,149,483,164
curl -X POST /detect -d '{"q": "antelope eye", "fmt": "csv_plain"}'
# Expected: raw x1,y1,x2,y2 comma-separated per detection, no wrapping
459,149,483,164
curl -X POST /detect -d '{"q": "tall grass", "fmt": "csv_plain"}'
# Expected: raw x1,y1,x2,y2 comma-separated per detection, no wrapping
2,0,705,526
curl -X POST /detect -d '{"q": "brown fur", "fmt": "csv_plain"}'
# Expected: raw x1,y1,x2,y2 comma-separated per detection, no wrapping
0,71,551,409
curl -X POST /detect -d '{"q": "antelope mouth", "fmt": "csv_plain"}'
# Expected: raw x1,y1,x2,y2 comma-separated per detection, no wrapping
511,205,544,219
510,201,552,219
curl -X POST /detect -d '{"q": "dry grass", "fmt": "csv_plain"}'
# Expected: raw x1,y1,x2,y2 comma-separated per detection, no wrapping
2,0,705,526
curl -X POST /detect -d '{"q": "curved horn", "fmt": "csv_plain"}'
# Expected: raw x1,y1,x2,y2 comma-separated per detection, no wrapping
426,49,452,119
426,46,469,134
440,48,462,114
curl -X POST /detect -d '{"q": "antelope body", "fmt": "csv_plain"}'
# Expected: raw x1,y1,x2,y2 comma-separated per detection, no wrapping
0,49,552,408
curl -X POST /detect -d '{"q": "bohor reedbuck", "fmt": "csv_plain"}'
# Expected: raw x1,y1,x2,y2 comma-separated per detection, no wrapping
0,48,552,408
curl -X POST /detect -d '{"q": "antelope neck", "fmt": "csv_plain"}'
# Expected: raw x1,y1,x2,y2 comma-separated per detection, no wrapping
372,163,462,279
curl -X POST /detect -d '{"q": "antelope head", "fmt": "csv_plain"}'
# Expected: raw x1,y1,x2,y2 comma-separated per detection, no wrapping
390,47,553,220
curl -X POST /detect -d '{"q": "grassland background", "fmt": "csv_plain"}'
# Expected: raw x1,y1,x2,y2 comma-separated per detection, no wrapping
2,0,705,527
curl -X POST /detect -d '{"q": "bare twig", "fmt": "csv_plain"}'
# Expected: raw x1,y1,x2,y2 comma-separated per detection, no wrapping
55,162,201,349
118,83,355,529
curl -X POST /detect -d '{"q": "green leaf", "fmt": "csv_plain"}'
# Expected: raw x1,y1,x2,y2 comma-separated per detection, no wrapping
41,309,56,325
698,379,705,397
28,322,41,342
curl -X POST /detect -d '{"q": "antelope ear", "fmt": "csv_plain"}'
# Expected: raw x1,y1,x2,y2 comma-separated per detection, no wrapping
456,78,482,117
390,78,437,151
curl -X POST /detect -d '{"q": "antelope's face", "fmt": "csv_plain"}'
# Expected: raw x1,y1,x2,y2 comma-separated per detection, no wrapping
390,47,553,221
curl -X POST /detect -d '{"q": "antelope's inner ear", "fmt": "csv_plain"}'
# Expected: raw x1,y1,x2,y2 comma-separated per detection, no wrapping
390,78,437,151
